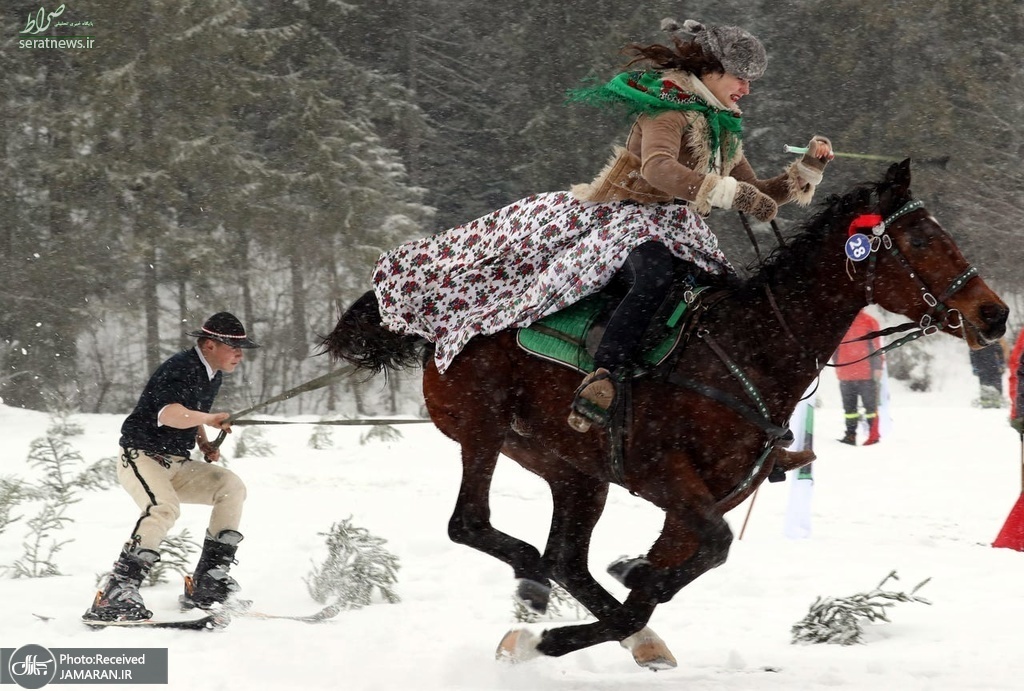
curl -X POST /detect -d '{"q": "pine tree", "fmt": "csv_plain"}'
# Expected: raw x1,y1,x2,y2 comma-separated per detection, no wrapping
305,517,400,609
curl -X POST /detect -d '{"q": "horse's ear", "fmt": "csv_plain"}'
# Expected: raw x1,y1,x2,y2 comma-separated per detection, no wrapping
882,158,913,204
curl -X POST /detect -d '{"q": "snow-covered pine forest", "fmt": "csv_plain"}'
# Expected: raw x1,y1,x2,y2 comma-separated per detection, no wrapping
3,1,1024,416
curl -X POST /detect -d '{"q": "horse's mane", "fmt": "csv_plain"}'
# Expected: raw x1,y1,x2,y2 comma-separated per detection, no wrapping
740,180,882,294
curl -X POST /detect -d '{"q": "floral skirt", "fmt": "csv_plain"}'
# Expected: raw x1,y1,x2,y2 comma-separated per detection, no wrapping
373,191,731,373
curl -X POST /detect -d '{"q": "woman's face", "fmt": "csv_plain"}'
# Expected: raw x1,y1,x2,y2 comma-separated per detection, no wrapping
700,71,750,109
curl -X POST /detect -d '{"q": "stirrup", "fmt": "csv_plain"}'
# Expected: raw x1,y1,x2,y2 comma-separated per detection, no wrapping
568,369,616,432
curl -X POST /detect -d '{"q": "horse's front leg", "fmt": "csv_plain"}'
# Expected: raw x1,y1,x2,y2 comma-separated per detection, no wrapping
509,507,730,663
499,589,659,661
612,503,733,603
770,446,816,474
497,466,675,670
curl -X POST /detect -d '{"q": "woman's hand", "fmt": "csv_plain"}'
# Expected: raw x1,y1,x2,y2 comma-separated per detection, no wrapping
796,135,833,187
807,136,834,162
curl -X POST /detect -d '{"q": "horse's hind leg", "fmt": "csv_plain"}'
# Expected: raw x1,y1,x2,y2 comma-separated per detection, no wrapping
541,471,619,615
426,344,550,597
447,441,548,591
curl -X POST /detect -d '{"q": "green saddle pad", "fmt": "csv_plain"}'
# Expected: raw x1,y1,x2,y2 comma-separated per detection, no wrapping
516,287,709,374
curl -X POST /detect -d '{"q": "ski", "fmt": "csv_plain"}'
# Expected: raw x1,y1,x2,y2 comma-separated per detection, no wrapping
234,602,342,623
81,612,229,630
180,590,343,624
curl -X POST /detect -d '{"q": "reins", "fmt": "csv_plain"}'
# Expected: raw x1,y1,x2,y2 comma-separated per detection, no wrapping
209,365,431,450
698,196,979,504
229,418,433,428
737,211,787,264
738,211,812,359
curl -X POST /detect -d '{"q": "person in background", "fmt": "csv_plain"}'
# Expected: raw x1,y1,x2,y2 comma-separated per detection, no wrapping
970,338,1008,409
83,312,260,623
833,309,883,446
1009,328,1024,434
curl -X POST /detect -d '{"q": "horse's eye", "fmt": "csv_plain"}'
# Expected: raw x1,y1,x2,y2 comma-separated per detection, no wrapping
909,231,928,249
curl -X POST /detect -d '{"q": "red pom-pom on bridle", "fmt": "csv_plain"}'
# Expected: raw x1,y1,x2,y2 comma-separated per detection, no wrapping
848,214,884,237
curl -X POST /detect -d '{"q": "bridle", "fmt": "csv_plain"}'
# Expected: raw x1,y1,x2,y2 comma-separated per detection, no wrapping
836,199,979,359
679,198,981,506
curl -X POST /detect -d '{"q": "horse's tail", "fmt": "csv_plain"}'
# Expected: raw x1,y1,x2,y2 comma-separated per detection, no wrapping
319,290,428,376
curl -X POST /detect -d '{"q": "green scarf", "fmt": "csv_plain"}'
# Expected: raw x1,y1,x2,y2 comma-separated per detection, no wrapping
567,70,743,162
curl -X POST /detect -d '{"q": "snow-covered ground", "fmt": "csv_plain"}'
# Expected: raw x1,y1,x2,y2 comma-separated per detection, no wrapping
3,334,1024,690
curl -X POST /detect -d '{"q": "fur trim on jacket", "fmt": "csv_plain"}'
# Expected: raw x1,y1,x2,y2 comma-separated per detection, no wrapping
572,70,819,211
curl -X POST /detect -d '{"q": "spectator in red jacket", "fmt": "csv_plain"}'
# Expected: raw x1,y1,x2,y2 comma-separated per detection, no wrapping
1009,328,1024,434
833,309,884,445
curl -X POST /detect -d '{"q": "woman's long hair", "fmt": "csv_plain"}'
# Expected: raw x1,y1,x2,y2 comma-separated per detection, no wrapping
622,39,723,77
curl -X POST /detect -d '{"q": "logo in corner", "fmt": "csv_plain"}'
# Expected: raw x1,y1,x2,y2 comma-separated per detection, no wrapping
8,644,56,690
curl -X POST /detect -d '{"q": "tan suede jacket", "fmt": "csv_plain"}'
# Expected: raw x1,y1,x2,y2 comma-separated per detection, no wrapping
571,71,815,215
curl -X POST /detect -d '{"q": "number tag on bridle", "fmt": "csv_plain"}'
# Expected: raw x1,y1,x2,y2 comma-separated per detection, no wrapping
845,233,872,262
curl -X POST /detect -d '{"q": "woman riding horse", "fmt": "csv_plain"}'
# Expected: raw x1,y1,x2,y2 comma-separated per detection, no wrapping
325,159,1008,669
371,17,833,431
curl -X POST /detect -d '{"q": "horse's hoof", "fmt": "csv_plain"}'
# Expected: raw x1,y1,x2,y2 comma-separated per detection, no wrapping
621,626,677,671
514,579,551,615
607,555,651,588
495,627,542,664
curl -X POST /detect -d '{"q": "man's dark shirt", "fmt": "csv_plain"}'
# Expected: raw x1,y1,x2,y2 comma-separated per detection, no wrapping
119,348,222,457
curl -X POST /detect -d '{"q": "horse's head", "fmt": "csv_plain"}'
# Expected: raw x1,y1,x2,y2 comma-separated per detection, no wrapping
859,159,1007,347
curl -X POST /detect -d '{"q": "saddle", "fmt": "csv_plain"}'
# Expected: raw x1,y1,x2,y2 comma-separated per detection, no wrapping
516,278,719,377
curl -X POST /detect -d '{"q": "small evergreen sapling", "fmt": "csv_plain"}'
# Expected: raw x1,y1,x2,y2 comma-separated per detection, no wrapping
0,476,25,537
234,427,274,458
305,517,400,609
147,530,202,586
29,436,82,497
308,425,333,450
360,424,402,445
72,457,119,492
512,583,590,623
9,436,83,578
46,410,84,438
791,570,931,645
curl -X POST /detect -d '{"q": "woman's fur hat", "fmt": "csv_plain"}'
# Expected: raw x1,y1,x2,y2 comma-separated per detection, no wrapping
662,17,767,81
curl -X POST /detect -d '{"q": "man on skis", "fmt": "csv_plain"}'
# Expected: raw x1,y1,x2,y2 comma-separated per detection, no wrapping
84,312,259,622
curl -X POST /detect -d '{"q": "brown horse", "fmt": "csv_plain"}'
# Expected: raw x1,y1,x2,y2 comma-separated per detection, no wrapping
322,160,1007,669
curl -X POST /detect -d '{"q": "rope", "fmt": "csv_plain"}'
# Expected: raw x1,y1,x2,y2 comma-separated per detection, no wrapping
230,418,431,427
208,364,417,451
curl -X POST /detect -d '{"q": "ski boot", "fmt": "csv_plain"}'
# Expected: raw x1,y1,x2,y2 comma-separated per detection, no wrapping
180,529,245,611
83,544,160,622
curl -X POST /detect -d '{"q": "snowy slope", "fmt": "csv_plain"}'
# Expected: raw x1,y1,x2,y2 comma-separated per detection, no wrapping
3,335,1024,690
